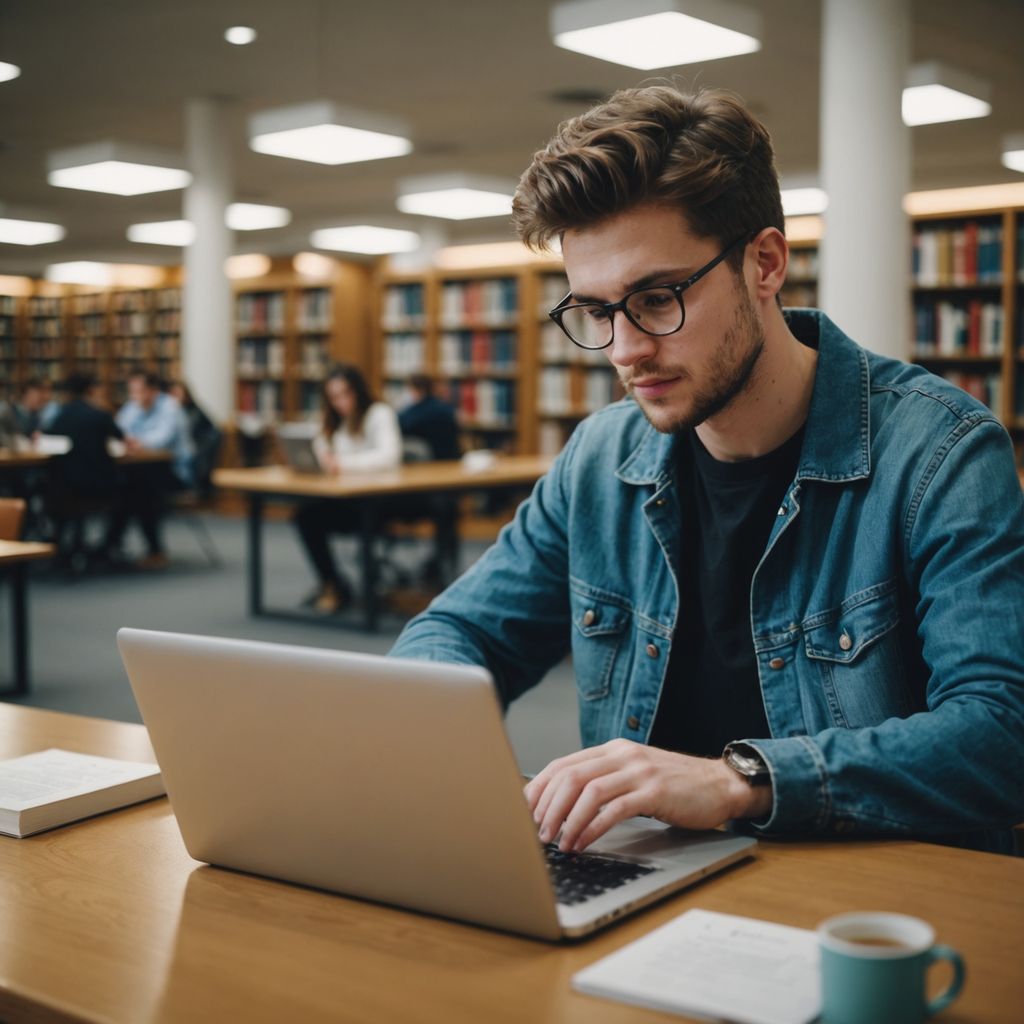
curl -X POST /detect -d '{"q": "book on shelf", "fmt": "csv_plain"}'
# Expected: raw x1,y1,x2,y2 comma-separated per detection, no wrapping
382,282,426,329
0,748,164,838
912,219,1003,287
384,332,426,376
236,292,286,333
439,330,517,373
440,278,518,327
913,299,1003,356
939,370,1002,415
448,378,515,426
538,273,569,315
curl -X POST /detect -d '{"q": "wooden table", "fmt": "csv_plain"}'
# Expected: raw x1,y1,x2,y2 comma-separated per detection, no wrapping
0,540,54,696
0,704,1021,1024
213,456,553,630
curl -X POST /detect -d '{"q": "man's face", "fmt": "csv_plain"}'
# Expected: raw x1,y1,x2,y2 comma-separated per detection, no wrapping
21,387,45,412
129,377,155,410
560,204,765,435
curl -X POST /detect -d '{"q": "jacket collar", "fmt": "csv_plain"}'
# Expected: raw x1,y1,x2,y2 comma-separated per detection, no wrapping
616,309,871,486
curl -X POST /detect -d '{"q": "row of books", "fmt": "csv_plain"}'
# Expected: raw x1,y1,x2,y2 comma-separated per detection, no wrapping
28,297,62,316
111,312,150,335
539,420,572,457
439,279,518,327
537,367,618,416
297,288,333,332
71,294,106,315
939,371,1002,416
538,274,570,316
447,378,516,425
0,296,16,315
781,283,817,308
298,339,330,379
788,249,819,282
0,340,16,357
29,320,63,339
237,380,283,420
155,310,180,334
382,283,426,329
299,381,322,417
26,360,63,381
912,300,1004,356
28,339,64,358
439,330,517,374
383,333,426,375
236,292,286,333
911,221,1003,287
110,290,149,313
237,338,285,377
75,313,106,337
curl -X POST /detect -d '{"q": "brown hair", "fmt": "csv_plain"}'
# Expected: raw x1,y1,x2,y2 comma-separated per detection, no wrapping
322,363,374,438
512,86,784,269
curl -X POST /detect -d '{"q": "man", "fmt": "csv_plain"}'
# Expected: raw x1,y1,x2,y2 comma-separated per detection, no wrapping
398,374,461,461
47,373,123,566
11,378,49,438
391,86,1024,855
109,372,193,568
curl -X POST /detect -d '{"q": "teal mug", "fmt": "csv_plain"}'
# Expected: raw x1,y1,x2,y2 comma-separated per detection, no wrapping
818,912,965,1024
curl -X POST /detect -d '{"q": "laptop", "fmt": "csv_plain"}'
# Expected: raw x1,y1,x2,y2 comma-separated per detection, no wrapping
117,628,756,941
276,422,322,474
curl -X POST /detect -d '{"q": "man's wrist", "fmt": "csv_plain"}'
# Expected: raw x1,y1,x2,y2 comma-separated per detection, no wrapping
717,757,774,821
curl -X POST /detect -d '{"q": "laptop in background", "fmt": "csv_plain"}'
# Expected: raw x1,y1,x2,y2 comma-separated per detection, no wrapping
117,628,756,941
276,422,322,474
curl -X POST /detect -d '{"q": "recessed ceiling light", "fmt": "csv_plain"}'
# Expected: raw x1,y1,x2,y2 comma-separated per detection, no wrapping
45,262,114,286
225,26,257,45
0,218,66,245
397,174,515,220
551,0,761,70
1001,133,1024,174
0,62,20,84
127,220,196,246
226,254,272,278
249,101,412,165
227,203,292,230
311,225,421,255
47,142,191,195
293,252,338,277
902,62,991,126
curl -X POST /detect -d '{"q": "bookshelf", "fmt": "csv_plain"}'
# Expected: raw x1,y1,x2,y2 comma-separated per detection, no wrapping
233,257,373,425
0,292,24,399
26,291,68,385
780,241,819,308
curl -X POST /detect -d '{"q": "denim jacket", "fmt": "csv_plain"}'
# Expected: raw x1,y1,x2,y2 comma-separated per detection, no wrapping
391,311,1024,852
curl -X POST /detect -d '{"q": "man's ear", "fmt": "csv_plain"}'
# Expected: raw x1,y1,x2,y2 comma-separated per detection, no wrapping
749,227,788,302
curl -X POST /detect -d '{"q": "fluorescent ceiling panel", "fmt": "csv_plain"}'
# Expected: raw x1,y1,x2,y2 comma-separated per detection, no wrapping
227,203,292,230
902,63,991,126
45,262,113,286
0,218,66,245
225,26,257,45
127,220,196,246
48,141,191,195
397,174,516,220
551,0,760,69
0,62,20,83
226,254,272,278
311,225,421,255
781,187,828,217
249,101,412,165
1001,133,1024,174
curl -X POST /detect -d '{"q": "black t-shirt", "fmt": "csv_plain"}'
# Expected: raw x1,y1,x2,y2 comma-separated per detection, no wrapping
648,427,804,757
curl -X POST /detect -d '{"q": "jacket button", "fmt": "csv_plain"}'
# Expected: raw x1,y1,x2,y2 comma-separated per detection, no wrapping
654,497,666,507
839,632,852,651
769,657,785,670
582,609,596,626
645,643,659,658
627,715,640,730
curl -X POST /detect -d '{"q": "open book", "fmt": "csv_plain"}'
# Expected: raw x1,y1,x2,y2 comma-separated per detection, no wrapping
0,749,165,838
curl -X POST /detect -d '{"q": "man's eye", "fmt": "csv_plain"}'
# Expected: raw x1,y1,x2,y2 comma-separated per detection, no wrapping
636,290,673,309
583,305,611,321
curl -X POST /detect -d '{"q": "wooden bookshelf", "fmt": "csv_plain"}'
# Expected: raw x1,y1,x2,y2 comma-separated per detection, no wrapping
779,240,819,308
233,256,373,425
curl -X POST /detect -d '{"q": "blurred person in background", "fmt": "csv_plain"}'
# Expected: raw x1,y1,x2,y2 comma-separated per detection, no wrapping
169,380,221,499
294,364,401,613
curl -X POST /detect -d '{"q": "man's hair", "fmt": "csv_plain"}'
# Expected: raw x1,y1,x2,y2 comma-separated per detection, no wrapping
19,378,44,397
512,86,784,268
409,373,433,397
64,373,97,398
128,370,163,392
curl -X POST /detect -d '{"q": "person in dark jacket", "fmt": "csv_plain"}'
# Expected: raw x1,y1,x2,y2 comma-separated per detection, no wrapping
397,374,461,461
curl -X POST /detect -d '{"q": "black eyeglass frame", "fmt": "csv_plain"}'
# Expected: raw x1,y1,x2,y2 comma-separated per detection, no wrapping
548,232,750,351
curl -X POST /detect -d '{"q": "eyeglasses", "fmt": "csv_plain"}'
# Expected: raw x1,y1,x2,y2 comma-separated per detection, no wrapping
549,233,749,351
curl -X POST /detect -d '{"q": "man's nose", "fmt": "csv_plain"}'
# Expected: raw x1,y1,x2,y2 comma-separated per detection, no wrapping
607,312,659,369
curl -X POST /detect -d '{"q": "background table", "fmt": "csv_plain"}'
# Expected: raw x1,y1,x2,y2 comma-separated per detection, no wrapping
0,704,1021,1023
213,456,553,630
0,539,54,695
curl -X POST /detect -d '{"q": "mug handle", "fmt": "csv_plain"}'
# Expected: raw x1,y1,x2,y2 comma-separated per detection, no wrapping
925,945,965,1017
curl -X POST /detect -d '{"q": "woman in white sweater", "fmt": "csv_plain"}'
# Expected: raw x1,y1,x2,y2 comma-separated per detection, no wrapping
294,364,402,612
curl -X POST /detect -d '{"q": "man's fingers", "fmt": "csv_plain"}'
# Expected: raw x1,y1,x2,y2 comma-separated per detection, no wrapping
556,773,636,852
569,791,646,852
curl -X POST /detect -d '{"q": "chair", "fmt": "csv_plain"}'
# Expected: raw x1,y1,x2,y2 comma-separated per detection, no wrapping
169,427,224,567
0,497,26,540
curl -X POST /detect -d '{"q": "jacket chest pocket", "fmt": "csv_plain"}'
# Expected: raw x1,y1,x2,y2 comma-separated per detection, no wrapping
802,582,910,728
570,589,632,701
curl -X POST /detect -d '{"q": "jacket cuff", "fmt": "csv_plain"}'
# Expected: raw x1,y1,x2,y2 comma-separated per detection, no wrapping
738,736,832,834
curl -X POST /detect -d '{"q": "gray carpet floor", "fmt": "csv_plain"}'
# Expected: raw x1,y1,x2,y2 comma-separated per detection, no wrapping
3,513,581,774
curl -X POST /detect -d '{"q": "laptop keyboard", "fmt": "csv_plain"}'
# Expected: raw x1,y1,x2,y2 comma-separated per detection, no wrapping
544,843,657,906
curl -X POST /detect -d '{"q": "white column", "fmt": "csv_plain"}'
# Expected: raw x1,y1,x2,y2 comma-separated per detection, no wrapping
182,98,233,423
819,0,910,358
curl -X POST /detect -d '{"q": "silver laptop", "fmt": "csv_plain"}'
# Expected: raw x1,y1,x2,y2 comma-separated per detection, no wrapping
117,628,756,941
277,422,322,474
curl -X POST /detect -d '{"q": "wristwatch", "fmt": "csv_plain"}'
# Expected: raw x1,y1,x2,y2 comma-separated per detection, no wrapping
722,742,772,786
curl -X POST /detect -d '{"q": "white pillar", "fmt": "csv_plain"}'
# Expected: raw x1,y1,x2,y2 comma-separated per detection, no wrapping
182,98,233,423
819,0,910,358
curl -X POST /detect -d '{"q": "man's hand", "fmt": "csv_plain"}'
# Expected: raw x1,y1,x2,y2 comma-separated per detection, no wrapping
320,451,341,476
523,739,772,853
124,436,143,453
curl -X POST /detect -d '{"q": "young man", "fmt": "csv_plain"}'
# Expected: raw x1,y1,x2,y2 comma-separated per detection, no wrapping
390,87,1024,855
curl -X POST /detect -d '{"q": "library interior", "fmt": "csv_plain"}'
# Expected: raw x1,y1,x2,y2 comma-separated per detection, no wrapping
0,1,1022,1022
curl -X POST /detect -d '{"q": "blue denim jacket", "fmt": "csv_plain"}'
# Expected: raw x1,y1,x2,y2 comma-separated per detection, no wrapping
391,311,1024,852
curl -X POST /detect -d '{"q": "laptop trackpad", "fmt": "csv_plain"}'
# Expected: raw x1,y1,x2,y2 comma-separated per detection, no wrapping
588,817,736,864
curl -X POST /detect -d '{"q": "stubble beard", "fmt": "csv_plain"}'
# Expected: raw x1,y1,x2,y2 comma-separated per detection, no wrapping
622,286,766,435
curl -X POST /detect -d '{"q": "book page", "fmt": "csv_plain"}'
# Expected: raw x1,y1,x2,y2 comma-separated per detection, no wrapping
572,908,820,1024
0,749,161,810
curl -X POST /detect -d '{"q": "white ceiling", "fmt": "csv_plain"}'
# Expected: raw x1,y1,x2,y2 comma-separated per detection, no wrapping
1,0,1022,275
